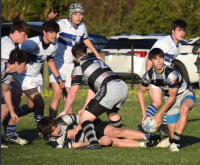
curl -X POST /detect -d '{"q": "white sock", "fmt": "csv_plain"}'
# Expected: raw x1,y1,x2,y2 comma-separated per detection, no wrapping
140,142,147,147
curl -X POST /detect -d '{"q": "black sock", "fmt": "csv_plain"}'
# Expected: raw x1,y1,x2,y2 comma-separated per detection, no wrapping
81,120,98,144
169,132,182,144
110,117,123,128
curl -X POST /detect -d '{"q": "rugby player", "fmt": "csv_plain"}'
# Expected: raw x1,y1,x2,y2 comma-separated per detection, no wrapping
138,48,195,152
1,49,29,148
140,20,187,134
37,114,162,149
46,3,104,118
13,20,65,140
1,20,30,146
58,44,128,149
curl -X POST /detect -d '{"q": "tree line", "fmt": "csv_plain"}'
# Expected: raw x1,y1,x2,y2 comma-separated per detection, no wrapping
1,0,200,39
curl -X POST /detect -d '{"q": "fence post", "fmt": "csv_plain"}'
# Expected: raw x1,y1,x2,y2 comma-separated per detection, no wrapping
43,60,50,89
131,45,134,89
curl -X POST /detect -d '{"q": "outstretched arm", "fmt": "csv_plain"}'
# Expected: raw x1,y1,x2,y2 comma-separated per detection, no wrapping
1,83,19,124
83,38,104,61
137,84,148,124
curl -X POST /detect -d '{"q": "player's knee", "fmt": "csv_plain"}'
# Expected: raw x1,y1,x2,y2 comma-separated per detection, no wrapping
180,105,189,117
151,100,162,108
112,128,124,136
52,92,62,101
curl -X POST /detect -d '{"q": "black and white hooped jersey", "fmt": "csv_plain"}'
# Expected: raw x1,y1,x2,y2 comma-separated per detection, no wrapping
1,62,12,85
19,36,58,76
141,65,188,97
1,35,16,60
54,19,88,64
151,35,180,66
71,56,121,92
50,115,87,148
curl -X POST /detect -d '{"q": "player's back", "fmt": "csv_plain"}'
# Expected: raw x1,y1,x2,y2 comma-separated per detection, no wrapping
77,56,121,92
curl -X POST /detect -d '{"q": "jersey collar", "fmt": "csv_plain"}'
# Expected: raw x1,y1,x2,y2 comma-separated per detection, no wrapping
170,35,179,48
67,19,82,30
7,35,15,44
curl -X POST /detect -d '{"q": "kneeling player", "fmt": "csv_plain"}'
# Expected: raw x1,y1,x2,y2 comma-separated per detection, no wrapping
138,48,195,152
37,114,162,149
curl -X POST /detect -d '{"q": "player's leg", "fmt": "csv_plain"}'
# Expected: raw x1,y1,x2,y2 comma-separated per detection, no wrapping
106,111,122,128
49,82,63,118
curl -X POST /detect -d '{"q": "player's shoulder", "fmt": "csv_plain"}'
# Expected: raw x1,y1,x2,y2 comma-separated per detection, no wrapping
1,35,15,47
164,65,178,76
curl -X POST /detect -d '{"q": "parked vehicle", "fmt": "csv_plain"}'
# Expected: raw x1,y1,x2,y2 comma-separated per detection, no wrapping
101,33,199,84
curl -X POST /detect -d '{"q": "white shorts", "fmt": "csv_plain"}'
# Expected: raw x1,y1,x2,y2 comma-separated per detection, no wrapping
49,62,74,88
14,73,43,93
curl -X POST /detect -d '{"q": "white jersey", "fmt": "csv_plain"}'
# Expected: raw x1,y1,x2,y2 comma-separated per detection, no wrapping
1,35,16,60
151,35,180,66
1,62,12,85
54,19,88,64
20,36,58,76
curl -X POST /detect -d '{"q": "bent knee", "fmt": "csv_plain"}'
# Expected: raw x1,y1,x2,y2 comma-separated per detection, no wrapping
180,106,190,116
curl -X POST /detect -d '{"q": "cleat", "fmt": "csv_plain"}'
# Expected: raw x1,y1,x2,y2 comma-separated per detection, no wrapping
37,134,49,141
1,144,8,148
169,143,180,152
159,124,168,134
77,143,101,149
157,137,170,148
4,134,29,145
149,135,162,143
144,140,158,147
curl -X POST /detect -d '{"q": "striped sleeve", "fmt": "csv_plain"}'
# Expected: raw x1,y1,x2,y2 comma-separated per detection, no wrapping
71,63,82,86
140,72,151,87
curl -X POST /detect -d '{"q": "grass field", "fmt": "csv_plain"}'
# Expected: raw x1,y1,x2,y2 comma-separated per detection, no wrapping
1,86,200,165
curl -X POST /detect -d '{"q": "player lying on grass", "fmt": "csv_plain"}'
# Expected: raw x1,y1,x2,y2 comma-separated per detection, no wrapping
138,48,195,152
37,114,162,149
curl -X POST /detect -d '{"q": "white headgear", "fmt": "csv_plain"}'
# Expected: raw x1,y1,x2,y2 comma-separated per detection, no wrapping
69,3,84,19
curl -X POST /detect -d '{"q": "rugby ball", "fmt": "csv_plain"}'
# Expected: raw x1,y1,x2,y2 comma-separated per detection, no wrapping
142,117,158,133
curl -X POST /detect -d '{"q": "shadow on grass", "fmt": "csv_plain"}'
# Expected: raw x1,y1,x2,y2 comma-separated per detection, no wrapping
1,128,39,145
187,119,200,122
180,135,200,148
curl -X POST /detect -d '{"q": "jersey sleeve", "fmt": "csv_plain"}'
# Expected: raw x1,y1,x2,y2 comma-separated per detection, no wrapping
151,40,164,51
71,63,83,86
56,19,66,33
1,43,15,60
59,114,79,125
82,24,88,39
140,72,151,87
50,138,73,148
21,39,37,53
166,70,180,88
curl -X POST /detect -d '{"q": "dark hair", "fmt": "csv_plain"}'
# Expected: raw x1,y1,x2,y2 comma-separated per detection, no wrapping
42,20,59,33
37,117,58,135
71,44,87,59
171,19,187,31
148,48,165,60
8,49,30,64
10,20,30,34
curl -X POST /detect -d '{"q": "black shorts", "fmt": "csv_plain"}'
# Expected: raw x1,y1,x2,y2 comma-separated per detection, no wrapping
93,118,109,139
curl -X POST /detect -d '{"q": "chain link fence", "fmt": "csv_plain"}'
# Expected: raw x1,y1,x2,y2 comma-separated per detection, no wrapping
42,43,200,89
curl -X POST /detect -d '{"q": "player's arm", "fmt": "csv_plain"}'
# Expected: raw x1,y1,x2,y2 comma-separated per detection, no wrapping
1,83,19,124
78,88,95,115
59,85,80,116
138,84,148,123
47,58,64,88
83,38,104,61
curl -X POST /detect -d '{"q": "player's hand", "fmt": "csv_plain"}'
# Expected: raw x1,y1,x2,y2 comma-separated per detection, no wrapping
150,114,162,128
196,48,200,54
96,55,104,62
67,128,79,140
98,136,112,146
47,9,58,20
147,84,152,90
142,114,147,125
10,112,19,125
78,108,85,115
58,79,65,89
58,111,66,118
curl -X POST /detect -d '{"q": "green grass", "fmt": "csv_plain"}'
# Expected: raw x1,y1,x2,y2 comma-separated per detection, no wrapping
1,86,200,165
